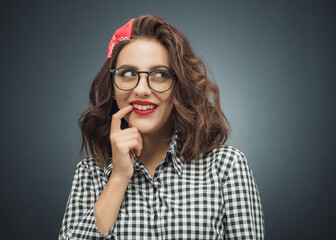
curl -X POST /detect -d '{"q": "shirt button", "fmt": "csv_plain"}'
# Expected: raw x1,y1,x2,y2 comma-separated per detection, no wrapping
153,214,158,221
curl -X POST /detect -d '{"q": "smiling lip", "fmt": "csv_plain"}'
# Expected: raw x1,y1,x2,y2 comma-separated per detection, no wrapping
130,100,158,116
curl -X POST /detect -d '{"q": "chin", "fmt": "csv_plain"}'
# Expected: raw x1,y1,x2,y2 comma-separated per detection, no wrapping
131,122,158,134
136,128,156,135
126,117,153,133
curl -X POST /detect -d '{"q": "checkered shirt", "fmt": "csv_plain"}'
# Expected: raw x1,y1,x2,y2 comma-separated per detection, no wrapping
58,133,264,239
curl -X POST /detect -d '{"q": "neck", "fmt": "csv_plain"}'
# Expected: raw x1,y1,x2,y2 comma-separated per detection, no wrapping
138,126,174,166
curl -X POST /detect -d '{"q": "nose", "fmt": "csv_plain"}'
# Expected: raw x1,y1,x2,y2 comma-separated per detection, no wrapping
133,73,151,96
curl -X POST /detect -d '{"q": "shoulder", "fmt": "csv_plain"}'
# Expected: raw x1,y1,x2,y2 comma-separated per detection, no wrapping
76,155,103,171
73,156,107,183
210,145,249,183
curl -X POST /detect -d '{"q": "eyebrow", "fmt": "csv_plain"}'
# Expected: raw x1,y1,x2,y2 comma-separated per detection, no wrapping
117,64,171,71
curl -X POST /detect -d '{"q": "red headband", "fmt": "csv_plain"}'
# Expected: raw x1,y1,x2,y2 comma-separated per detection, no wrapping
106,18,135,59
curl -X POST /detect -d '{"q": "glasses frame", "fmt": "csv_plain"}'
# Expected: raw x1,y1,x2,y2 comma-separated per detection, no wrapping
110,67,176,93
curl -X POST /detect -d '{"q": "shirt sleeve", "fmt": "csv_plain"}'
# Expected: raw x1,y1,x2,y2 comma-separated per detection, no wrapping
222,151,265,239
58,161,115,240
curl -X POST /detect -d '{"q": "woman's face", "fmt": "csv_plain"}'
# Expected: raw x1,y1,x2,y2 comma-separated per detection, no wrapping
114,39,174,136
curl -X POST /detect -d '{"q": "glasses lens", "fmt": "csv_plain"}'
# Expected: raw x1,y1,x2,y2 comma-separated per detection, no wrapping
114,68,138,90
149,70,174,92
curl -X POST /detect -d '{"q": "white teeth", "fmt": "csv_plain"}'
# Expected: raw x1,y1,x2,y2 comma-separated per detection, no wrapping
132,104,156,110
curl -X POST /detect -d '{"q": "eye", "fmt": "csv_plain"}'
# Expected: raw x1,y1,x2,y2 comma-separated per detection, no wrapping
153,71,172,78
117,69,137,77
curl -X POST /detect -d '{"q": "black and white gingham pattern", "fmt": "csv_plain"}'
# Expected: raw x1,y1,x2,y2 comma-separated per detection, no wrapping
58,133,264,239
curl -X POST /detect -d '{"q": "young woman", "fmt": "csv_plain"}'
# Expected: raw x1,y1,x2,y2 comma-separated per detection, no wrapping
58,15,264,239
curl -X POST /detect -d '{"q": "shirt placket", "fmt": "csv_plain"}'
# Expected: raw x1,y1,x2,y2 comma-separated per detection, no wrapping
133,156,168,240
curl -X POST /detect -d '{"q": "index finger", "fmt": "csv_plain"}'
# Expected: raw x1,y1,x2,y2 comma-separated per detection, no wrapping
111,105,133,133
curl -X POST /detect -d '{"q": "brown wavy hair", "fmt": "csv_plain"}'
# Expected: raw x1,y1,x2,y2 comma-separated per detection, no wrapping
78,15,230,168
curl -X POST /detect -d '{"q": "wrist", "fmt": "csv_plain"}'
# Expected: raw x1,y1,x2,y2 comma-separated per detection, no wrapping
109,172,131,186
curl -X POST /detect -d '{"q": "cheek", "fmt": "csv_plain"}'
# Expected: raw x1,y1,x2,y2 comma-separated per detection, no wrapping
162,93,174,110
114,90,130,108
160,99,174,120
160,89,173,103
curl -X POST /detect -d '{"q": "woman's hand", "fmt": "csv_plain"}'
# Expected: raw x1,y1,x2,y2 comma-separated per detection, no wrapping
94,105,140,234
109,105,142,183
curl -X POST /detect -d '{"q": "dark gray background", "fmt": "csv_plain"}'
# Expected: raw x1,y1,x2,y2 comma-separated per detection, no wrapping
1,0,335,239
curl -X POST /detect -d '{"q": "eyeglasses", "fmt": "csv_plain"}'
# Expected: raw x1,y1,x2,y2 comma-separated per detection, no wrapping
110,67,175,93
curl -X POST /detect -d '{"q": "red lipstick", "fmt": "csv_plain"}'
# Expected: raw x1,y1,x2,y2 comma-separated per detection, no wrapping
130,100,158,116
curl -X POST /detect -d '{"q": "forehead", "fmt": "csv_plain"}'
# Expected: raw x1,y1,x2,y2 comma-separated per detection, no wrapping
116,39,170,69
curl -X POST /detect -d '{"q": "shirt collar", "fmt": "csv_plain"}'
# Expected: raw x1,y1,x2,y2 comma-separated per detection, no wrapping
166,131,183,175
104,131,183,178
